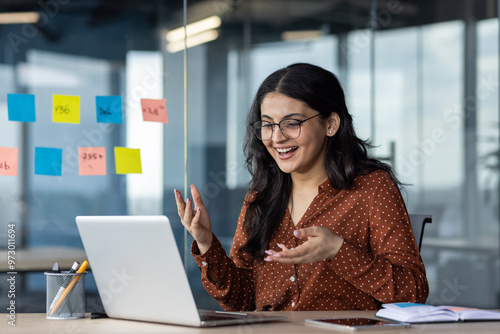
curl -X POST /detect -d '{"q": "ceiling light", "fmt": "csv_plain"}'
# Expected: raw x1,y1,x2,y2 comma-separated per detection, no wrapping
166,15,221,43
0,12,40,25
167,30,219,53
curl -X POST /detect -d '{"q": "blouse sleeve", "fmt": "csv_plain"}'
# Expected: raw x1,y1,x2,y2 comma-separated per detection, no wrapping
191,194,256,311
329,172,429,304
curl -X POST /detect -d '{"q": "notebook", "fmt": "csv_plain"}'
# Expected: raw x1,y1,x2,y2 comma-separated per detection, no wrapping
76,215,285,327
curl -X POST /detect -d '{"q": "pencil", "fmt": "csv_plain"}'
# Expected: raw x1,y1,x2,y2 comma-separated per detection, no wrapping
49,260,88,316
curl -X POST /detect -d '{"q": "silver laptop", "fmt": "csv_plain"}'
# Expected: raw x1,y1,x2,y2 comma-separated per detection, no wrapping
76,215,285,327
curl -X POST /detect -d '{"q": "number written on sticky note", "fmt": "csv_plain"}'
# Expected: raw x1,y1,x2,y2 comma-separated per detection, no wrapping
0,147,18,176
53,95,80,124
96,96,123,123
79,147,107,175
141,98,168,123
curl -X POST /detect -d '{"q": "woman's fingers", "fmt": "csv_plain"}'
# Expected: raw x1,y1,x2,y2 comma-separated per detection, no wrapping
174,189,186,217
265,244,307,263
190,208,203,232
190,184,206,211
174,189,197,231
175,186,205,216
183,198,194,226
277,243,289,251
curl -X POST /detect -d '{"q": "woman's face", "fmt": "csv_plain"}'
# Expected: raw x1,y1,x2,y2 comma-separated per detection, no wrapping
259,92,338,179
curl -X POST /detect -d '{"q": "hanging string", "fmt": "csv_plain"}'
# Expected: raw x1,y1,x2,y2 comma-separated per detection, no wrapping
183,0,189,271
369,0,377,143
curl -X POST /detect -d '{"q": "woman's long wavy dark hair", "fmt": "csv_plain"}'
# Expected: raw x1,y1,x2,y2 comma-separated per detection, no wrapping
241,63,400,260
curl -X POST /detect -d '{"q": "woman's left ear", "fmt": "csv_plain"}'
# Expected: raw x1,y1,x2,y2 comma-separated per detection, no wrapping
326,112,340,137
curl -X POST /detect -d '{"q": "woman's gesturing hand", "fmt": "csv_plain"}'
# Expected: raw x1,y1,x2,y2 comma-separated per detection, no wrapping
174,184,213,254
264,226,343,264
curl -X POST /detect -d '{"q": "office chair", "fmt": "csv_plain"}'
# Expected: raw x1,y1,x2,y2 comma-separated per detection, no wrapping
408,214,432,251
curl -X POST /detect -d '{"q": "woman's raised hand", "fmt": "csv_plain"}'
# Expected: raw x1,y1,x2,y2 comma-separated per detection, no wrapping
174,185,213,254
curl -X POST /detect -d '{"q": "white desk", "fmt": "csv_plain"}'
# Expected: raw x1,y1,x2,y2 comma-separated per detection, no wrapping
3,311,500,334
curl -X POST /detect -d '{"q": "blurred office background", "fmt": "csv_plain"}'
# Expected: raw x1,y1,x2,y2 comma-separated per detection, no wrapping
0,0,498,311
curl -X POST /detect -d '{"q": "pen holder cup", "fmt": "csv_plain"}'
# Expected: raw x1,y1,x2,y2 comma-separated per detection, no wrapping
45,272,86,319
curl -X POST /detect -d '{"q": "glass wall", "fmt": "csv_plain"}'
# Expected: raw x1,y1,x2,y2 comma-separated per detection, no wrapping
0,0,498,312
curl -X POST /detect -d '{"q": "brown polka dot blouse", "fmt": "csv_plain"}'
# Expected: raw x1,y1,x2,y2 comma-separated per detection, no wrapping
192,170,429,311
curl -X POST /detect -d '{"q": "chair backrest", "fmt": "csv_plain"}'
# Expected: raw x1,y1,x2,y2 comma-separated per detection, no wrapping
408,214,432,251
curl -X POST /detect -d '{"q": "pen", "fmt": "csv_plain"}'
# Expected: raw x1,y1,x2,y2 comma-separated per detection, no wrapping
49,261,81,311
49,260,88,316
67,261,80,273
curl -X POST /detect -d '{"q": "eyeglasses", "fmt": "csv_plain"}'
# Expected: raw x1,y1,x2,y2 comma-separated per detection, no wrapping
251,113,322,141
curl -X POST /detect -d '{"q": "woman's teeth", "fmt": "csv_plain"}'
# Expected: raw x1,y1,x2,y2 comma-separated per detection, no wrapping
276,147,297,155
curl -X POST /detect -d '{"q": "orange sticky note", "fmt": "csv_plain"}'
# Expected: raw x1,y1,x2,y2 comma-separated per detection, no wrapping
0,147,18,176
141,98,168,123
114,147,142,174
79,147,106,176
53,94,80,124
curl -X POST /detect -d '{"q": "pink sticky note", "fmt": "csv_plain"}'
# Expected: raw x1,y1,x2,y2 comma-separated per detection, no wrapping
0,147,18,176
141,98,168,123
79,147,107,175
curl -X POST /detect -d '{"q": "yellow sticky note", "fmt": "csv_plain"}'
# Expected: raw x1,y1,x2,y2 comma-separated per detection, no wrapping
114,147,142,174
53,95,80,124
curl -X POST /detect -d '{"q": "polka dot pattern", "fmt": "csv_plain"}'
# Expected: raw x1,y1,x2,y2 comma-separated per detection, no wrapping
191,170,429,312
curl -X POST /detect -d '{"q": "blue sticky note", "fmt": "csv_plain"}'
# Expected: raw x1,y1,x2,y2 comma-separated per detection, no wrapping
34,147,63,176
96,96,123,123
7,93,36,122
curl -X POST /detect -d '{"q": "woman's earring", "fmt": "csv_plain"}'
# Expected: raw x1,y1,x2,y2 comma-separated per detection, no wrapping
329,121,336,135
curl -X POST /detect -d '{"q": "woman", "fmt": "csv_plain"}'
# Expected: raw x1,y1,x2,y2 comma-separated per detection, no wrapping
175,63,429,311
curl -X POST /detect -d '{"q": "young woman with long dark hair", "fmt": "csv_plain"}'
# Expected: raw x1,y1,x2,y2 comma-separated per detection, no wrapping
175,63,429,311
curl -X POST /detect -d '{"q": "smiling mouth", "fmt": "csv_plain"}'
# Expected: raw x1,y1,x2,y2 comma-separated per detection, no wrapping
276,147,298,156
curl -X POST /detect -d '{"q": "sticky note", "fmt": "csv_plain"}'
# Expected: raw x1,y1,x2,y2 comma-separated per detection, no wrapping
96,96,123,123
35,147,63,176
79,147,107,176
7,94,36,122
141,98,168,123
0,147,19,176
53,95,80,124
114,147,142,174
